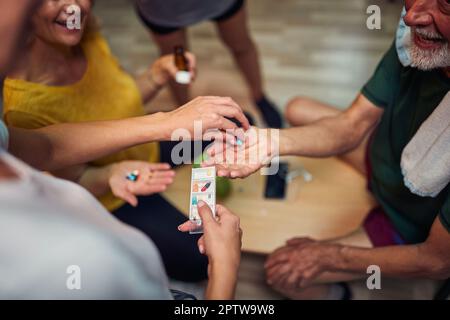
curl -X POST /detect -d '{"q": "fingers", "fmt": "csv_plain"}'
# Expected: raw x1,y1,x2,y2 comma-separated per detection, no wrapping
201,162,255,179
178,220,199,232
229,166,257,179
197,236,205,254
197,200,216,226
177,223,206,254
285,270,301,290
215,104,250,130
265,247,291,269
147,163,172,171
127,170,175,195
215,205,241,236
203,97,250,130
148,169,175,182
128,182,168,195
214,204,231,220
216,165,232,177
286,237,314,247
165,63,179,78
115,188,138,207
298,268,318,288
218,117,239,131
266,263,291,286
185,52,197,79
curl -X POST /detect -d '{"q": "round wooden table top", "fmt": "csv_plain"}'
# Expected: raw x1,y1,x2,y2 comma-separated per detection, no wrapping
162,156,377,254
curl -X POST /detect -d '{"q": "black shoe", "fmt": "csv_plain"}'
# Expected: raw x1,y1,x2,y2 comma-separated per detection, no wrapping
255,96,283,128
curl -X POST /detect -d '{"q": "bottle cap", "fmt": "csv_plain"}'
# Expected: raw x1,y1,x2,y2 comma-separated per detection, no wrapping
175,71,191,84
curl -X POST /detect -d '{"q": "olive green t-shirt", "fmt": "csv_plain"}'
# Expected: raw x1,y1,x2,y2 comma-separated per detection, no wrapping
361,42,450,244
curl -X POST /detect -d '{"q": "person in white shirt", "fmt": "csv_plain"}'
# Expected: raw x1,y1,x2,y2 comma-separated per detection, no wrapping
0,151,241,299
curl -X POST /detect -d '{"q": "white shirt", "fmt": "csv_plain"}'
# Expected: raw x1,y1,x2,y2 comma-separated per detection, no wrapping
0,151,172,299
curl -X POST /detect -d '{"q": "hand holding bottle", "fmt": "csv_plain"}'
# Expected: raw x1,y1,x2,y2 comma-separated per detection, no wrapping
150,51,196,87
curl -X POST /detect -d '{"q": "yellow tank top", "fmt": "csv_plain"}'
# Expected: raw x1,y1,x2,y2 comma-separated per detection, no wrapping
3,32,160,212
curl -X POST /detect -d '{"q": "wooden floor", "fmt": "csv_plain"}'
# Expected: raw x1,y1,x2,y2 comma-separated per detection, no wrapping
94,0,443,299
95,0,404,116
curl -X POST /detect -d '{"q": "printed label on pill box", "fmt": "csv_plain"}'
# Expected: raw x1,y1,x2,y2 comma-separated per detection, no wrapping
189,167,216,234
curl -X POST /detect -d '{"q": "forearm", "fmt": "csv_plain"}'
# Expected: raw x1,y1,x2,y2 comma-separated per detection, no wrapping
330,243,448,280
8,113,169,171
135,72,164,105
279,115,363,158
205,262,239,300
278,94,382,158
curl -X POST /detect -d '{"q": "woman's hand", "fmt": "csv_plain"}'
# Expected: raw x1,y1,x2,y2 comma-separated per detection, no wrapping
178,202,242,299
178,202,242,269
151,52,196,87
162,96,250,138
109,161,175,207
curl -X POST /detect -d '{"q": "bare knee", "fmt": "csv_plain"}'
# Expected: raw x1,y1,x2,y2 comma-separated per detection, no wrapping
285,96,317,126
285,96,340,126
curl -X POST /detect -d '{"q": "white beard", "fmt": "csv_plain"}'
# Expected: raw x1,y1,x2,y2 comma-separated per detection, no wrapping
409,28,450,71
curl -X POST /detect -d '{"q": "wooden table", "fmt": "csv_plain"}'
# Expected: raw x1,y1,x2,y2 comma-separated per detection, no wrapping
163,156,377,254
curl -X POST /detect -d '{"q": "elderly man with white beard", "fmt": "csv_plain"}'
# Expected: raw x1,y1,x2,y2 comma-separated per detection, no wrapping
206,0,450,300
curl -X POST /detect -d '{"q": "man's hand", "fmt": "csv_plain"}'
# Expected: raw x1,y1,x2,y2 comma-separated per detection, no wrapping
109,161,175,207
265,237,340,290
162,96,250,139
203,126,279,178
150,52,196,87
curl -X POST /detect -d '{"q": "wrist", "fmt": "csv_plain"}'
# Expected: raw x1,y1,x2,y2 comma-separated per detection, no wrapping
209,254,240,275
80,165,114,196
322,244,345,271
209,259,239,283
106,162,118,180
148,71,166,90
278,129,294,156
138,112,173,142
207,260,239,300
332,244,356,272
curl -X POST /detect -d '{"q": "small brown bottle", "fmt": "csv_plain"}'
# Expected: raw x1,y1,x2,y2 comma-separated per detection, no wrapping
174,45,191,84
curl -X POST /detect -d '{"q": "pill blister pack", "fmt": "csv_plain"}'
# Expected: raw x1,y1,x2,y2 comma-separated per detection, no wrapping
189,167,216,234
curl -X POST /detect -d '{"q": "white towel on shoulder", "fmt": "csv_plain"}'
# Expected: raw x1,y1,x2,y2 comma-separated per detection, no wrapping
401,92,450,197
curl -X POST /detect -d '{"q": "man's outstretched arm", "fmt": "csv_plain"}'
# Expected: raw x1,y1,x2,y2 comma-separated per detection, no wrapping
206,94,384,178
279,94,383,158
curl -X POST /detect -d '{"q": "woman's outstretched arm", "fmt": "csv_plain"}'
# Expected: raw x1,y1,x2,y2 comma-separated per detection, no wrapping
8,96,249,171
